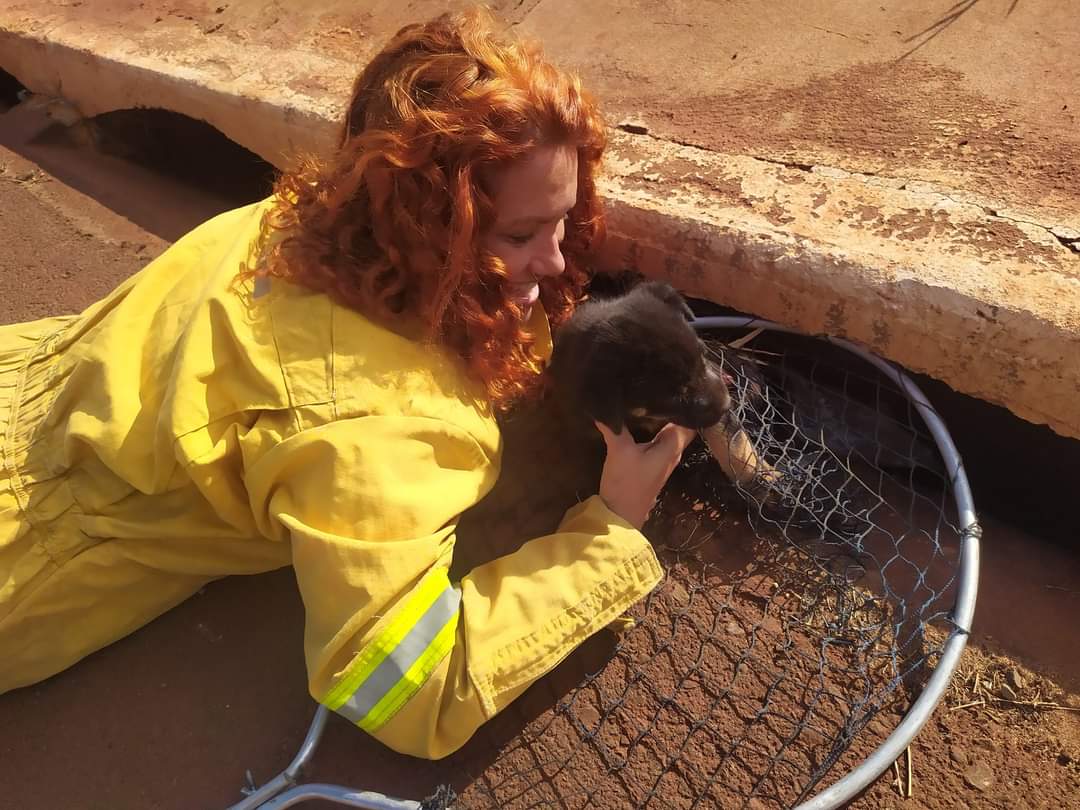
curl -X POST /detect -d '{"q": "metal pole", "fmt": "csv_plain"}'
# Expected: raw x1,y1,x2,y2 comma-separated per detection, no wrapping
226,705,332,810
255,784,422,810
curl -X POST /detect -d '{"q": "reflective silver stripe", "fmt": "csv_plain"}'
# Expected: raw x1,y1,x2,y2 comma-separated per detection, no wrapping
336,584,461,724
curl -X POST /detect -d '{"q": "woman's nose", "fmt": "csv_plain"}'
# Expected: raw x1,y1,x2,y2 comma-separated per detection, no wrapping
529,231,566,278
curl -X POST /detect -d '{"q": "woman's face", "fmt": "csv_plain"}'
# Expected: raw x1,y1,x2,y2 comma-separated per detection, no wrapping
483,144,579,316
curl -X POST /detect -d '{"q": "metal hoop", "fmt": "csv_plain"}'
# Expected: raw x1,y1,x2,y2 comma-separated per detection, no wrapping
229,316,980,810
690,315,980,810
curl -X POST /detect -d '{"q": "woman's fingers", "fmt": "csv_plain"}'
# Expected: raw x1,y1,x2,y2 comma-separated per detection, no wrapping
593,419,615,446
595,420,695,460
648,423,697,455
594,420,634,453
594,420,696,530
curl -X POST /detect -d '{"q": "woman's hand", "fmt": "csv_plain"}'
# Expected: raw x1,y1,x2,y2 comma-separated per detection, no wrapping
595,421,697,530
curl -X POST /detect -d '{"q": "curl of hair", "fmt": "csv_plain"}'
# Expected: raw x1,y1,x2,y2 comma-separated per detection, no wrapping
246,5,607,410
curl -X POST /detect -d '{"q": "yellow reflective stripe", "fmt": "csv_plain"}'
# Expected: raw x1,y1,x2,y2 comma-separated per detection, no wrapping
357,606,459,732
323,569,449,712
339,584,459,729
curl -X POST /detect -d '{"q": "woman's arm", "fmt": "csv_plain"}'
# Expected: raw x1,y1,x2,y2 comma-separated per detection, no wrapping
244,415,663,759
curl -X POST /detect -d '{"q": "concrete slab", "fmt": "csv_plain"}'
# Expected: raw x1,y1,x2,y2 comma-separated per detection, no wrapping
1,0,1078,437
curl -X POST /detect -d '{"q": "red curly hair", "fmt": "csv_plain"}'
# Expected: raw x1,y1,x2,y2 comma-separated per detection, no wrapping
251,6,607,409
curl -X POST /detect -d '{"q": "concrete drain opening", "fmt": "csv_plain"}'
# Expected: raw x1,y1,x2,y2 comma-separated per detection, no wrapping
0,68,25,112
0,98,275,241
73,107,277,209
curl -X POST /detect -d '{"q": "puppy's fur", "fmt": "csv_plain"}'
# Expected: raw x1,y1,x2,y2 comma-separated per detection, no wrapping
548,281,730,441
454,281,730,576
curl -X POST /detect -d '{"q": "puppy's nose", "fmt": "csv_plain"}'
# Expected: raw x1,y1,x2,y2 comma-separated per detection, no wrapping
692,393,727,426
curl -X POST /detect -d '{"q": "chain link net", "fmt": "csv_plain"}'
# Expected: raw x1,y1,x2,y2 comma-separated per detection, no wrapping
449,327,967,809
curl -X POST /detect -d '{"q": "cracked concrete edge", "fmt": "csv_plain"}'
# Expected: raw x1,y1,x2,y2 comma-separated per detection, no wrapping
3,19,1079,439
599,131,1080,435
599,193,1079,436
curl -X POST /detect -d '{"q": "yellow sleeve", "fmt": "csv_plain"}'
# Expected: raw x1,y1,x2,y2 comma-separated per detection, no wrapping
244,415,662,759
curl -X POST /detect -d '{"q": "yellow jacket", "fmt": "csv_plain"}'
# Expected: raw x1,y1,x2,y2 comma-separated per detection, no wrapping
0,197,662,758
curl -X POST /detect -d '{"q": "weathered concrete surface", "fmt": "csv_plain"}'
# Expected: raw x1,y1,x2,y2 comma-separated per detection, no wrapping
599,133,1080,438
2,0,1079,437
532,0,1080,229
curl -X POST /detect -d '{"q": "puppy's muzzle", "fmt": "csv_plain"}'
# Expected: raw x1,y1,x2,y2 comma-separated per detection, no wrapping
680,362,731,429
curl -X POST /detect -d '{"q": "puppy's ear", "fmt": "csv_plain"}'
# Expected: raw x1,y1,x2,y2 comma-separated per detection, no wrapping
590,388,627,434
581,344,628,433
640,280,695,322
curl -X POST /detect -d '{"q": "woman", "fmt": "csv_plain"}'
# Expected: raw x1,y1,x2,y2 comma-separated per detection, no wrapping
0,7,693,758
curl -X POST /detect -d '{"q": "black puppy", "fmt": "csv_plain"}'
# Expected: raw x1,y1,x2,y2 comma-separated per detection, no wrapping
454,282,729,574
548,281,730,442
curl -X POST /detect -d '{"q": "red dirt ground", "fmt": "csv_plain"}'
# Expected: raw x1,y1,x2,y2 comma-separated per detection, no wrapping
0,106,1078,809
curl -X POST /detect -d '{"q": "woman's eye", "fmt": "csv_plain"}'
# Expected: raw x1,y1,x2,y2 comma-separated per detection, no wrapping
504,214,569,246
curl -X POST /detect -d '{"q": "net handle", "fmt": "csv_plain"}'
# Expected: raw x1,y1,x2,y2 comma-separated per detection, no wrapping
691,316,980,810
